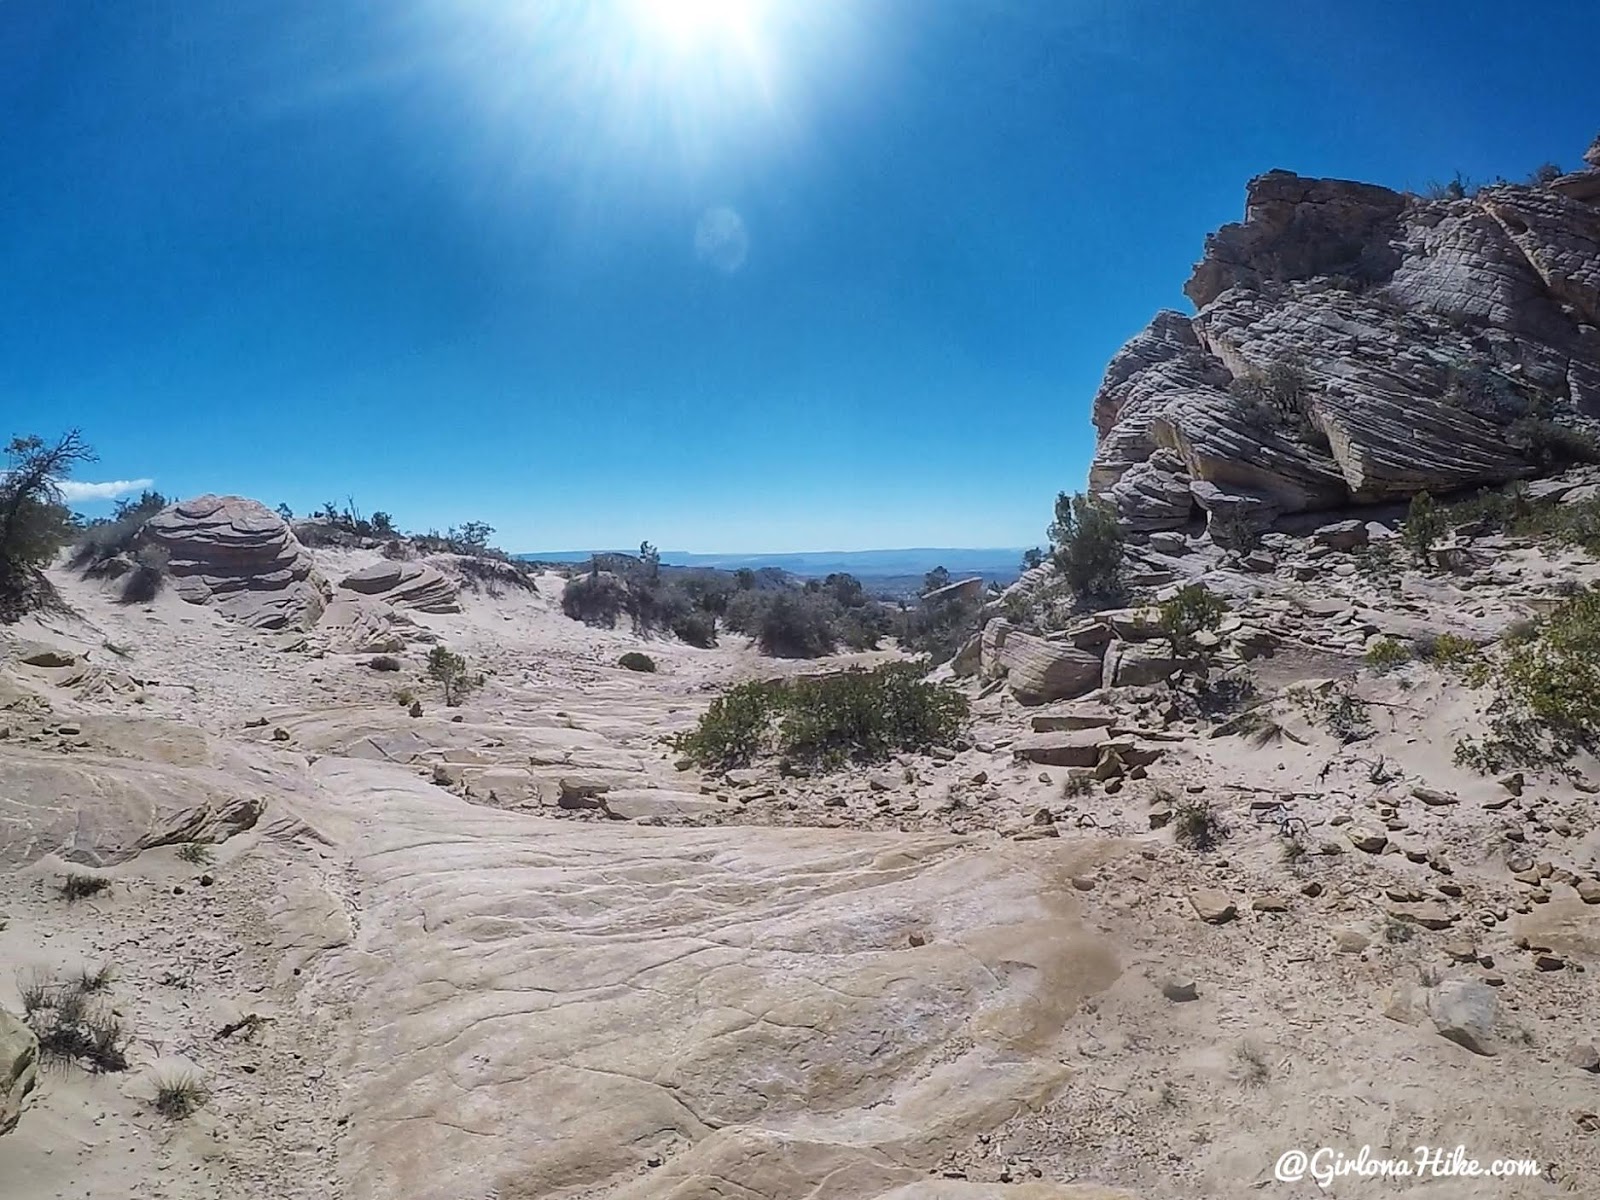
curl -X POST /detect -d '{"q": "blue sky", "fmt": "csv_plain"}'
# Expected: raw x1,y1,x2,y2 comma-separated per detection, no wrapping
5,1,1595,553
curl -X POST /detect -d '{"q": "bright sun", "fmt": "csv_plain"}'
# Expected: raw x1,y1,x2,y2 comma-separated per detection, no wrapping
634,0,759,52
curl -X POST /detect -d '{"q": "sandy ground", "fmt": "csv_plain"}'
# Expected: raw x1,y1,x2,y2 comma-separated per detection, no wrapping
3,542,1600,1199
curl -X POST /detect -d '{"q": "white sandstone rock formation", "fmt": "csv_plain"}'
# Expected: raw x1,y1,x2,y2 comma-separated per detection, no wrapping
142,494,327,630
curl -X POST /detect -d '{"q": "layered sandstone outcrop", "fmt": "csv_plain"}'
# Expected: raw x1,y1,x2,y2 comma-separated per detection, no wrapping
338,560,461,613
141,495,327,629
1091,145,1600,533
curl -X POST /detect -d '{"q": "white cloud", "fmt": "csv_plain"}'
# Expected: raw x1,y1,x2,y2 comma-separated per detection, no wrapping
694,206,749,273
57,478,155,502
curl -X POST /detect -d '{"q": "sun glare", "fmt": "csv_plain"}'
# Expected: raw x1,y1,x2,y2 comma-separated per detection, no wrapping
634,0,758,52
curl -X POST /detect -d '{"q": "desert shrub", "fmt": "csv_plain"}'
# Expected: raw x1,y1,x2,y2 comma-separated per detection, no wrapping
1455,587,1600,772
619,651,657,673
1020,547,1045,571
71,516,143,568
1229,357,1312,425
1509,417,1600,472
1443,361,1531,424
1402,491,1446,566
1290,684,1373,742
1444,484,1532,535
25,980,129,1073
561,572,629,627
1158,584,1226,659
1172,798,1226,851
176,843,214,866
670,610,718,648
898,590,983,665
683,573,734,615
673,664,968,771
76,964,116,994
426,646,481,707
1528,162,1563,185
1423,172,1481,201
672,680,785,769
1191,672,1259,717
835,605,891,652
1383,917,1416,944
1207,511,1262,553
777,665,967,768
754,592,837,659
1552,497,1600,555
59,873,110,901
1415,631,1480,669
1048,492,1125,605
1365,637,1413,672
453,554,540,595
367,655,402,672
720,588,767,636
153,1075,207,1119
118,544,168,603
921,566,952,595
1352,539,1398,583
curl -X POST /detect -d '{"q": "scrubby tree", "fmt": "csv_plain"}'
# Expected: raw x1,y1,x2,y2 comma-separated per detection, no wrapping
1020,547,1045,571
823,572,866,608
1403,491,1446,567
370,511,396,536
111,490,167,523
1158,583,1227,660
276,502,294,521
734,567,756,591
426,645,481,707
1048,491,1125,604
636,540,662,583
755,591,837,659
1,430,96,609
921,566,951,595
456,521,494,553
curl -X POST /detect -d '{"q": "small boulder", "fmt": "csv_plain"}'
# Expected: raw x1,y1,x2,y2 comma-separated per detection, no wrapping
1160,977,1199,1003
1565,1043,1600,1073
1334,928,1370,954
1313,519,1369,551
1189,889,1237,924
1348,829,1388,854
1428,978,1499,1056
981,620,1104,705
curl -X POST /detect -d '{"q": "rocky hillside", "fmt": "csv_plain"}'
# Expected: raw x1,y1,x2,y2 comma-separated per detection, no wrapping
1095,135,1600,533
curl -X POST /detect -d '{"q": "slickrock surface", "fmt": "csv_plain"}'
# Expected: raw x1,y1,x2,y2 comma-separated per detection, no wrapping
5,511,1600,1198
142,495,327,630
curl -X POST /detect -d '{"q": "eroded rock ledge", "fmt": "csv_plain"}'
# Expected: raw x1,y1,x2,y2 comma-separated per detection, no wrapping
1091,147,1600,534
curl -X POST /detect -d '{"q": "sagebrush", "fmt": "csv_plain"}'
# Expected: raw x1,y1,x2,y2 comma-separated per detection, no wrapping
673,663,968,771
